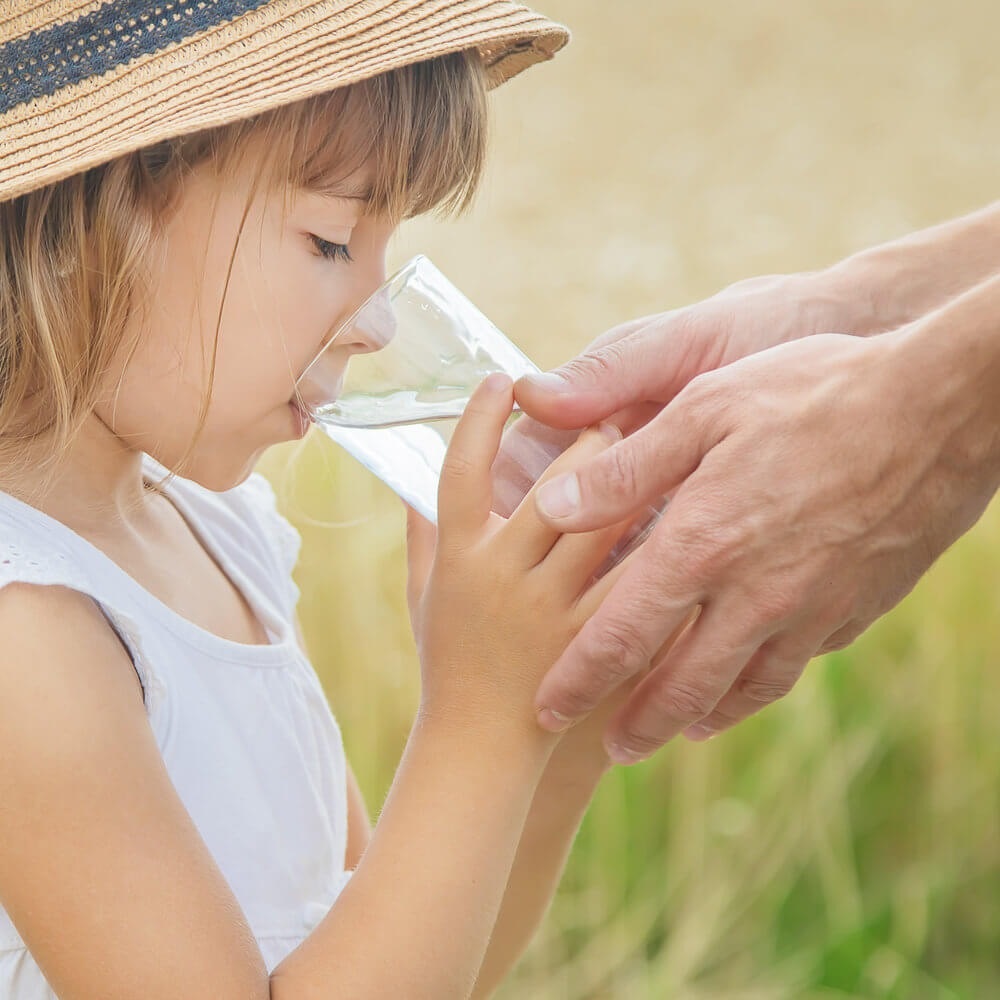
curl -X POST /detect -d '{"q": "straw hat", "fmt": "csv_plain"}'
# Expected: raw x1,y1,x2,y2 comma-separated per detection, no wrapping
0,0,569,204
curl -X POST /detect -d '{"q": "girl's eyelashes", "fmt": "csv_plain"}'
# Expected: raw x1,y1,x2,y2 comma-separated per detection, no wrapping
310,234,354,263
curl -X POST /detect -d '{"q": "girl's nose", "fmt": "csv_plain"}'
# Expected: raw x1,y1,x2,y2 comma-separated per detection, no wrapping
345,287,395,354
334,250,393,353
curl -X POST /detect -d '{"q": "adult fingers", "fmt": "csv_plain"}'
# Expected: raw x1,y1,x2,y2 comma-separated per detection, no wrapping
505,423,623,566
514,306,725,430
490,404,660,520
533,519,701,732
437,373,513,542
514,315,680,429
817,619,866,654
679,634,817,741
599,599,762,763
533,381,726,531
491,419,583,518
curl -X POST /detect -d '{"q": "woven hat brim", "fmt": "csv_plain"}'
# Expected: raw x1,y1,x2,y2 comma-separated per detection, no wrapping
0,0,569,203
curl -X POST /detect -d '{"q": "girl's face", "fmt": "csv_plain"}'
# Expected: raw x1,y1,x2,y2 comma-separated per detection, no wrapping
95,156,394,490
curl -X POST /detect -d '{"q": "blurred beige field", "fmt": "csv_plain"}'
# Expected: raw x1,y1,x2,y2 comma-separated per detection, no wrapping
260,2,1000,996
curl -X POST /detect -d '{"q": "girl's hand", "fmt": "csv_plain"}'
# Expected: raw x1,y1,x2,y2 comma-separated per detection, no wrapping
406,373,631,736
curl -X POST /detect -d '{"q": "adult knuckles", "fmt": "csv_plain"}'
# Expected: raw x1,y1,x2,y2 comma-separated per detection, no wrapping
679,368,729,414
750,583,806,629
616,728,667,759
669,513,810,610
743,565,858,637
818,620,865,653
554,340,631,389
583,441,643,507
736,670,798,704
646,675,719,725
699,702,747,732
573,620,653,690
678,367,749,444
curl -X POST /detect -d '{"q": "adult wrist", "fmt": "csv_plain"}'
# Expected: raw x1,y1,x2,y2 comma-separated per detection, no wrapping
821,248,907,337
888,273,1000,491
826,203,1000,338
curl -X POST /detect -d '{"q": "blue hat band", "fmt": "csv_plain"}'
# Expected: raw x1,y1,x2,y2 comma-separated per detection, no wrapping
1,0,271,116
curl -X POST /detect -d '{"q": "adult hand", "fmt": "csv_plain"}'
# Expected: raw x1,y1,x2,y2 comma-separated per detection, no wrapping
516,199,1000,435
516,269,851,434
515,275,1000,763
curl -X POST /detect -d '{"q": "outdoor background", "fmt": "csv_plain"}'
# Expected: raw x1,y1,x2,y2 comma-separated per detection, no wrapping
260,3,1000,997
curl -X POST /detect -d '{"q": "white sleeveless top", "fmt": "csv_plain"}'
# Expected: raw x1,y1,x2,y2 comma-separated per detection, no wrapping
0,457,352,997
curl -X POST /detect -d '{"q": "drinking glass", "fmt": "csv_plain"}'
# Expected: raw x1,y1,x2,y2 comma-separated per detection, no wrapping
295,255,662,569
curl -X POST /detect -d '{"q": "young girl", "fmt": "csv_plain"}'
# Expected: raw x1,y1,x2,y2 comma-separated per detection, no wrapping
0,2,638,997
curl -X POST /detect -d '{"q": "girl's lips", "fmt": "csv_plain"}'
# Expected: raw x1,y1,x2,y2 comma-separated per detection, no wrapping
288,399,312,439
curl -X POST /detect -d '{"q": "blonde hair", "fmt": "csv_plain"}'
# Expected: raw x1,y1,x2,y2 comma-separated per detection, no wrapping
0,49,488,487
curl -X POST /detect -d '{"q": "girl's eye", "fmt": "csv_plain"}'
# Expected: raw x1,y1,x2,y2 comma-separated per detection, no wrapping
311,235,353,263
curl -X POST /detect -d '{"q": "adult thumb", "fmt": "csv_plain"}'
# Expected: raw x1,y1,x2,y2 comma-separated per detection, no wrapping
533,396,716,530
514,311,697,430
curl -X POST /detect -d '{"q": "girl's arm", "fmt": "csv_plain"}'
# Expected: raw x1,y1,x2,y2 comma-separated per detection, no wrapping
332,637,620,996
271,378,624,999
336,708,604,997
472,669,646,997
472,617,692,994
343,763,372,869
0,583,272,1000
0,378,620,1000
0,586,550,1000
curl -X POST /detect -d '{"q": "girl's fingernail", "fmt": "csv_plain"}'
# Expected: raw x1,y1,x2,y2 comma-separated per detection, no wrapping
537,474,580,518
484,372,512,393
606,743,648,766
537,707,575,733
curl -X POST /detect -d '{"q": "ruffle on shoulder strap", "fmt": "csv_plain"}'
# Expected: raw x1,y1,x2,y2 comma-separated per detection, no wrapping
0,535,166,720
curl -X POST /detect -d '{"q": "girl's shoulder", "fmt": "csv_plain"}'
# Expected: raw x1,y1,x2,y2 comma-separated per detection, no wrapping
0,577,138,679
0,485,161,716
0,489,99,596
0,461,303,714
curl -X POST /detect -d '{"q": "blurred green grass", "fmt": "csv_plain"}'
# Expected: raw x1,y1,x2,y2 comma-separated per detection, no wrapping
259,2,1000,994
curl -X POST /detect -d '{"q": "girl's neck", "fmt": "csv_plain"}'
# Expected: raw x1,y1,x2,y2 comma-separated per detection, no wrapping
1,413,162,541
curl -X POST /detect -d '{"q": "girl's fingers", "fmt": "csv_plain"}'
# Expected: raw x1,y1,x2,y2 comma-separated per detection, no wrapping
491,419,581,518
437,374,514,541
504,424,622,566
539,515,634,593
572,539,638,621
